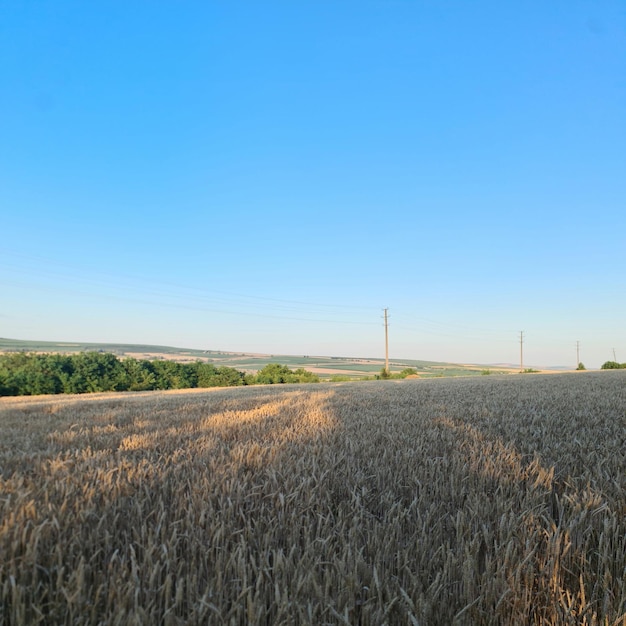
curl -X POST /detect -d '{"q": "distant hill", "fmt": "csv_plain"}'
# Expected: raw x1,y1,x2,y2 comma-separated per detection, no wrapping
0,337,519,379
0,337,209,357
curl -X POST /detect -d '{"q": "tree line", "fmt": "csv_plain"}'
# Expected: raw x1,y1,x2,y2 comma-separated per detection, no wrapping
600,361,626,370
0,352,320,397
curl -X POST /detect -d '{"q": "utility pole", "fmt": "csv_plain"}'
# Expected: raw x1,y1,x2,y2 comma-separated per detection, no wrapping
519,331,524,372
384,308,389,375
576,341,580,368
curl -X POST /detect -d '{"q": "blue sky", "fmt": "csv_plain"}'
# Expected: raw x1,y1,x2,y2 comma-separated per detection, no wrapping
1,1,624,368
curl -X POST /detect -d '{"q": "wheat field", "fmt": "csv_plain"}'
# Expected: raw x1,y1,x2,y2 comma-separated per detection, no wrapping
1,372,625,625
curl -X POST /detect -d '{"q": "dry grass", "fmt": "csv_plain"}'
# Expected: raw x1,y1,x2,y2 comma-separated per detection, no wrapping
1,372,625,625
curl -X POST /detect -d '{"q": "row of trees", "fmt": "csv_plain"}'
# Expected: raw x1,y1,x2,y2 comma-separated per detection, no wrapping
601,361,626,370
0,352,320,397
378,367,419,379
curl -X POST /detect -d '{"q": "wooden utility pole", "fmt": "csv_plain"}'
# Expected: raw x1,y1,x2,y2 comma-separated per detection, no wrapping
384,308,389,375
519,331,524,372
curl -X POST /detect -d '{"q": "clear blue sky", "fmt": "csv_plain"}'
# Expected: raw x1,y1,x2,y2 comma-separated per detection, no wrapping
1,1,624,368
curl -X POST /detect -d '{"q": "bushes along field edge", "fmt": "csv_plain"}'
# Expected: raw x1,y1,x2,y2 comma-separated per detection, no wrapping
0,352,324,396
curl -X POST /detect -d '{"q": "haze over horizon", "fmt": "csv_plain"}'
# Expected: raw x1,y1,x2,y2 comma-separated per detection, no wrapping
1,2,624,370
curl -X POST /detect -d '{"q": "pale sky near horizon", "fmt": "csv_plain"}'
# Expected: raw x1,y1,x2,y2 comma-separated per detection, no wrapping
1,1,624,369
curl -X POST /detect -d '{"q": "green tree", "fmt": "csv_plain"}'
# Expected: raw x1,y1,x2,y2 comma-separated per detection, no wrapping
72,352,125,392
213,365,248,386
601,361,624,370
180,362,201,388
24,355,61,394
44,354,76,393
291,368,320,383
0,353,74,395
195,362,218,387
122,358,157,391
0,353,34,395
152,360,185,389
254,363,318,384
255,363,294,384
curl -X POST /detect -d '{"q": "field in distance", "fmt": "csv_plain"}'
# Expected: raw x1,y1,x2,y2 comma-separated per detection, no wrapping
1,371,624,624
0,337,520,378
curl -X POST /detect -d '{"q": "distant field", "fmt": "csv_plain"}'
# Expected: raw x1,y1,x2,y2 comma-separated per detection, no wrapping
0,338,517,379
1,372,624,624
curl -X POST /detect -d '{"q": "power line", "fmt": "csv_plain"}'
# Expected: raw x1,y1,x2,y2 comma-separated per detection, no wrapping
0,249,380,314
